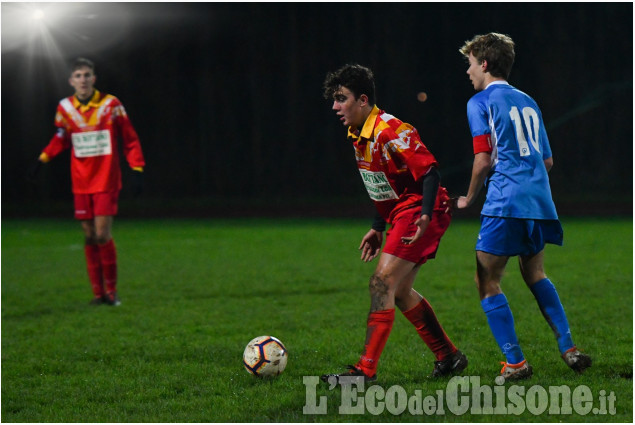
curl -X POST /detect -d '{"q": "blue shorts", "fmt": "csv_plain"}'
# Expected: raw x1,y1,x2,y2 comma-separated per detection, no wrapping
475,215,563,256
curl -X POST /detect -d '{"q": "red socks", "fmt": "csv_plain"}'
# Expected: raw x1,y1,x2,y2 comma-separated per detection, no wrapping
84,244,103,297
355,299,457,376
98,239,117,294
84,239,117,297
357,309,395,376
402,297,456,361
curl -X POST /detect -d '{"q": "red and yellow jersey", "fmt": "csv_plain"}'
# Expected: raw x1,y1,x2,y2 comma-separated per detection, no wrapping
348,106,442,224
41,89,145,194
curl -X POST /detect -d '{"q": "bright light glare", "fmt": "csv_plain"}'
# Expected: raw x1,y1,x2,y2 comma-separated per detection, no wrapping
2,3,176,57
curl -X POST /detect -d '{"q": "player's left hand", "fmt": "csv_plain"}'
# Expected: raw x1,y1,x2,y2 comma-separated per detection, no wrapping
401,214,430,245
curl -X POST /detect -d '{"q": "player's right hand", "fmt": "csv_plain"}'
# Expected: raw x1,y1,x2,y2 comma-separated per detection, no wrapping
359,229,383,262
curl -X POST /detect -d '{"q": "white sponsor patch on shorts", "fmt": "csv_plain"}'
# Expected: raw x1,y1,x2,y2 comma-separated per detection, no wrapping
72,130,112,158
359,169,398,201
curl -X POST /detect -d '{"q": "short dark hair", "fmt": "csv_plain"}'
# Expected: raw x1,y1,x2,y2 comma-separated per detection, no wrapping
459,33,515,80
323,64,376,105
71,57,95,73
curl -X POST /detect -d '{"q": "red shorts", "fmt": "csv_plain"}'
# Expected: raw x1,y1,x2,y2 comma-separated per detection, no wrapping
383,206,451,265
73,191,119,220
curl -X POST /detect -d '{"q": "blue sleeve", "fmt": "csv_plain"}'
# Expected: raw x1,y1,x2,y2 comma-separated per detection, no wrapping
466,95,490,137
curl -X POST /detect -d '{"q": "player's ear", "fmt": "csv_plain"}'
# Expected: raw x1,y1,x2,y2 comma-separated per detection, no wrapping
481,59,489,73
358,94,369,107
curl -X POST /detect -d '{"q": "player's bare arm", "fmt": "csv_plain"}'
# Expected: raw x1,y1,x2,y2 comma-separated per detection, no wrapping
457,152,491,209
544,157,553,172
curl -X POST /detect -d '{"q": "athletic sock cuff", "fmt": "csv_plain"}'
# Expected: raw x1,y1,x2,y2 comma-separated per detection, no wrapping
369,308,395,322
481,293,508,313
98,238,115,248
401,299,426,319
529,278,553,295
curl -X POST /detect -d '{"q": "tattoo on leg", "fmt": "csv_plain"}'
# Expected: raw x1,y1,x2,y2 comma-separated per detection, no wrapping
369,274,389,312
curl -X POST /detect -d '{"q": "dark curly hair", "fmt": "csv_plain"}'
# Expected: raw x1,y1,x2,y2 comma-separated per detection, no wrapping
323,64,376,105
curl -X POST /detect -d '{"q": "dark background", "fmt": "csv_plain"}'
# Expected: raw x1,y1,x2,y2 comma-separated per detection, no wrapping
2,2,632,218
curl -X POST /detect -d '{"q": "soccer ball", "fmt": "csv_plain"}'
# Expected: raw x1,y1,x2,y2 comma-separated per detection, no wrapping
243,336,288,377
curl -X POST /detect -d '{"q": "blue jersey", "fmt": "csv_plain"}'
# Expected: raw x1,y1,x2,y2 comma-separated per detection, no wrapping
466,82,558,220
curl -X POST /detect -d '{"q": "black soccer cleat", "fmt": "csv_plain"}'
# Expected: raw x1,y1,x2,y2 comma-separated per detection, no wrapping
89,296,105,306
321,365,377,384
103,291,121,306
431,350,468,377
562,348,592,373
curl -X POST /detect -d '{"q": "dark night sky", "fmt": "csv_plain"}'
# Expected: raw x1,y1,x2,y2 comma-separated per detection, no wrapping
2,2,632,216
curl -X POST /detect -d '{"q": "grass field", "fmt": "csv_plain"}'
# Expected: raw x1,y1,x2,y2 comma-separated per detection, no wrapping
1,217,632,422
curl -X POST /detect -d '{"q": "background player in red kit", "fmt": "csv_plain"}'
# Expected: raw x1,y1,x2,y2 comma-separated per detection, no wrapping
321,64,467,382
29,57,145,306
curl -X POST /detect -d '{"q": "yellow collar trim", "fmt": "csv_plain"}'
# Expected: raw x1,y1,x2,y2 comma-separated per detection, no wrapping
360,105,380,139
348,105,380,140
73,89,101,109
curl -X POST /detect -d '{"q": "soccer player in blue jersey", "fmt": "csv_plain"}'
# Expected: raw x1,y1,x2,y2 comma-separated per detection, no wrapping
455,33,591,380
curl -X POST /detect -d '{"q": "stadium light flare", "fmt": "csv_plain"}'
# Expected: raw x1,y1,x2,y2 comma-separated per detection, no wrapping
32,9,45,21
1,3,134,57
3,3,193,58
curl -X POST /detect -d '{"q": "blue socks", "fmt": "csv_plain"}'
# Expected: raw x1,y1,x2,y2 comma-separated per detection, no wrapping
530,278,574,354
481,293,524,364
482,279,575,363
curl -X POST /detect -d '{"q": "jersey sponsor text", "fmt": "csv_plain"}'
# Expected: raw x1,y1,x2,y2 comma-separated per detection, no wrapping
72,130,112,158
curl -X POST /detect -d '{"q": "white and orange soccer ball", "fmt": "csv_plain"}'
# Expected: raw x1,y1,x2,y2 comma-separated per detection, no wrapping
242,336,288,377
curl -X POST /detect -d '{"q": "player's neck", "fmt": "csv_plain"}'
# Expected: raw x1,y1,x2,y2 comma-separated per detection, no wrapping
484,75,506,88
75,91,95,105
356,104,374,128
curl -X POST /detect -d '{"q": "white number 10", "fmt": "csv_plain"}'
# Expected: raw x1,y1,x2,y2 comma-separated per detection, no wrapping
509,106,540,157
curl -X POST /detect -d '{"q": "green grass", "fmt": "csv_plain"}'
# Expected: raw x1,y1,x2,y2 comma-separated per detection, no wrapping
2,217,632,422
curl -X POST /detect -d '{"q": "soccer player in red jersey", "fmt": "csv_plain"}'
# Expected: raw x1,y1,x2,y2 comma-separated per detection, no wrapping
320,64,467,382
29,58,145,306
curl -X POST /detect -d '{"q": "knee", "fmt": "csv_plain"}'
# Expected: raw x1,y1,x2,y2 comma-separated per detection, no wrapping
94,233,111,245
369,273,390,297
475,273,502,299
478,280,502,300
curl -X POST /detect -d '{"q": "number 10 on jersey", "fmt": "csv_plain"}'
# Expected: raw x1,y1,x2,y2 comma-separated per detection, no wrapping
510,106,540,157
